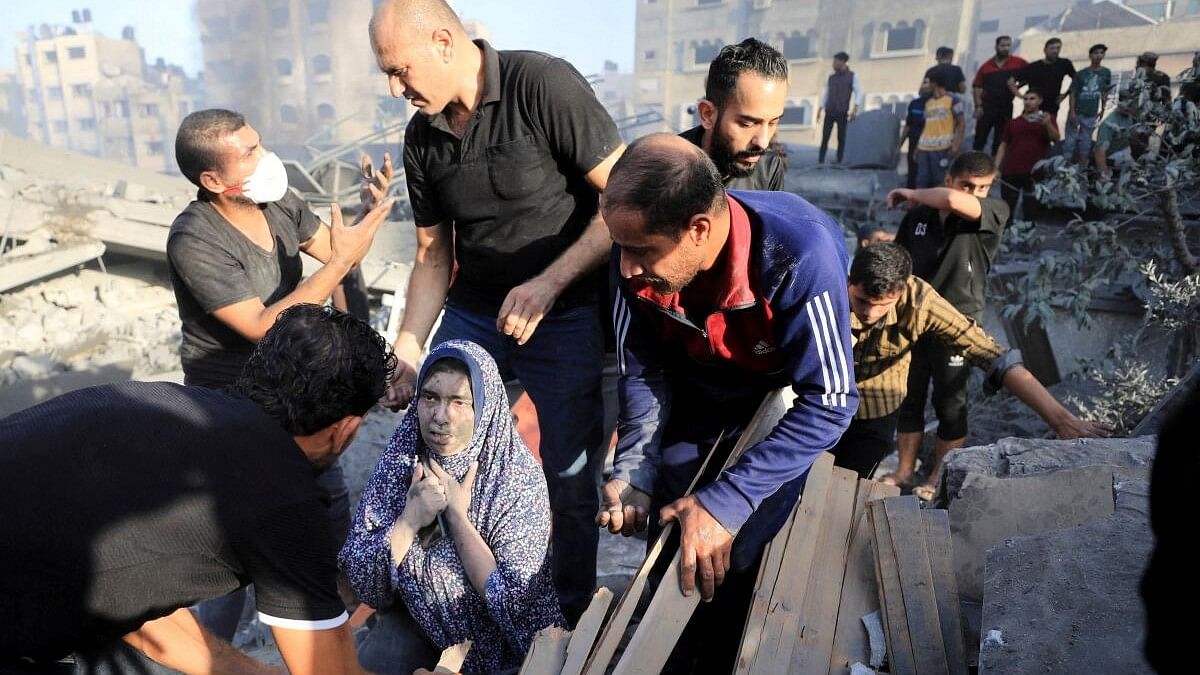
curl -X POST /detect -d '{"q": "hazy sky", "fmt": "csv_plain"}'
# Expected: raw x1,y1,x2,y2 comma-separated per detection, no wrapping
0,0,637,78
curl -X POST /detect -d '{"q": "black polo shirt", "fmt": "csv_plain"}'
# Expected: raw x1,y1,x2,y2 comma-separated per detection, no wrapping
1014,59,1076,114
894,197,1009,317
403,40,623,315
0,382,347,660
678,125,785,191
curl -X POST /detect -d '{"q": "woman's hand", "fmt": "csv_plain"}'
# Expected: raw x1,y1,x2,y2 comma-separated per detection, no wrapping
400,463,447,530
427,460,479,527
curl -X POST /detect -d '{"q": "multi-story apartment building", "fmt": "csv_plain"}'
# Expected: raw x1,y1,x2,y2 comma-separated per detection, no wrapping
633,0,979,145
0,71,26,138
13,13,202,173
196,0,391,150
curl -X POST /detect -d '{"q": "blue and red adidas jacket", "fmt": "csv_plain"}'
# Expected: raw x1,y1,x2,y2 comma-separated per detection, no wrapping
611,190,857,535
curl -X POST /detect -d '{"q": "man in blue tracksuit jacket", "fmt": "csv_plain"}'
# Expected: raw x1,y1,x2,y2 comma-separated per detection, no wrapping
596,134,856,672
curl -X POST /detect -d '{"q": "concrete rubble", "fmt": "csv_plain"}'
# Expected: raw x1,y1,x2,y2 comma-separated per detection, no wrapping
942,435,1158,674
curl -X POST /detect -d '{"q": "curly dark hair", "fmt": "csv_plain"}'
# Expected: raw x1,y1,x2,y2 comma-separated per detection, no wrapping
849,242,912,298
235,304,397,436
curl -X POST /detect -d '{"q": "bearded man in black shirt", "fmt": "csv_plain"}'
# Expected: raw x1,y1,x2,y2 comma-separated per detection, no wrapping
0,305,393,675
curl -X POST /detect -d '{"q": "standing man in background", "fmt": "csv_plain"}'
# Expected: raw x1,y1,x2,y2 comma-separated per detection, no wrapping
817,52,863,164
369,0,625,624
899,78,933,189
996,91,1060,222
1008,37,1075,118
914,70,965,188
972,36,1026,154
1064,44,1111,168
926,47,967,95
680,38,788,191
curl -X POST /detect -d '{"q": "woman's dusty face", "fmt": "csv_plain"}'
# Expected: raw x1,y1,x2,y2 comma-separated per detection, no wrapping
416,369,475,457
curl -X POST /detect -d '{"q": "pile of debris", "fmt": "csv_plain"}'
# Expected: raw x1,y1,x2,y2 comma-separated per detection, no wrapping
0,266,181,417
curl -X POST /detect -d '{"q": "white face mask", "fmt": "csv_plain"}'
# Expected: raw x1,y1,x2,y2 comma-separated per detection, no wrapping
237,151,289,204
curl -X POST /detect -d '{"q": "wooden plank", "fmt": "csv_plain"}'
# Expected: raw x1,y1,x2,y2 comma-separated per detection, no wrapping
518,627,571,675
733,487,800,674
580,428,727,675
790,466,861,674
560,587,613,675
433,640,471,673
922,510,969,675
829,480,901,674
741,453,837,674
883,496,948,675
0,241,105,293
868,500,917,675
604,389,794,675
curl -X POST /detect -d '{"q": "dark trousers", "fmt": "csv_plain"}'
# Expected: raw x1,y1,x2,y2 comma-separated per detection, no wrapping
1000,173,1039,224
906,141,920,189
896,333,974,440
973,108,1011,155
831,412,900,479
819,111,849,163
433,302,605,624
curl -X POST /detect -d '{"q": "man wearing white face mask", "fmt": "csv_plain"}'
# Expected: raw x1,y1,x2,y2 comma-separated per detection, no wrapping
166,108,394,641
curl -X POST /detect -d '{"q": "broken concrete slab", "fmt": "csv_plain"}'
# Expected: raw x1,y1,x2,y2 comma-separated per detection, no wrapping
0,241,105,293
978,479,1153,675
949,465,1117,605
942,436,1156,500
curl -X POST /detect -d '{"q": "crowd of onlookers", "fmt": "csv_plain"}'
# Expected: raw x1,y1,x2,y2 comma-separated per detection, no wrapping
896,37,1200,222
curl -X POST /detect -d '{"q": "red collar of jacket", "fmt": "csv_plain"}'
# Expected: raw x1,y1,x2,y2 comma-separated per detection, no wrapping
629,195,757,315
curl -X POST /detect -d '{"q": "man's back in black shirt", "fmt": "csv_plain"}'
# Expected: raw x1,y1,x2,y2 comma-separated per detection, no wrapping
0,382,345,660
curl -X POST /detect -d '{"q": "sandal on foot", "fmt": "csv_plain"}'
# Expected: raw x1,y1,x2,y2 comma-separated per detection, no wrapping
912,484,937,502
877,472,913,488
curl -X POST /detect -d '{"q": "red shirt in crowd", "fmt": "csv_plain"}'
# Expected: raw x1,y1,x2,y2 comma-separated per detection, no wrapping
1000,114,1057,176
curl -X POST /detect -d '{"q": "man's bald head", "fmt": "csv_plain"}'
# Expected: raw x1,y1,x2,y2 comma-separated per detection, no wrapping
602,133,727,240
370,0,463,44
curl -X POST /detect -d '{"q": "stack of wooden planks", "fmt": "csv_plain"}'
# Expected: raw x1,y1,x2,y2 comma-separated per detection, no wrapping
734,453,903,674
866,496,968,675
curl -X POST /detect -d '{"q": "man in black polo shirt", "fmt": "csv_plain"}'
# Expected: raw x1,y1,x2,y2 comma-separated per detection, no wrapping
369,0,625,622
167,108,394,640
887,151,1010,500
679,38,787,191
0,305,391,674
925,46,967,95
1008,37,1075,117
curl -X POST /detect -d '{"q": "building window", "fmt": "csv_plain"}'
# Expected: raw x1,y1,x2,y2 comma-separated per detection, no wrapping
694,42,723,66
146,140,164,155
115,101,130,118
48,87,63,100
697,0,723,5
68,46,86,59
876,20,926,53
276,59,293,76
44,50,58,64
98,101,112,117
79,117,96,130
24,52,31,65
53,120,67,132
781,101,812,126
308,0,330,23
317,103,335,120
141,103,160,117
1023,15,1049,29
280,104,299,124
783,31,817,60
979,19,999,33
71,83,91,97
643,49,656,61
312,54,332,75
270,4,290,29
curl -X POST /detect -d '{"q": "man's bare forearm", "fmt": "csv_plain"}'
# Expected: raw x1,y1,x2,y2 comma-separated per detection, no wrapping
1002,366,1072,430
537,213,611,292
123,608,279,675
396,231,453,357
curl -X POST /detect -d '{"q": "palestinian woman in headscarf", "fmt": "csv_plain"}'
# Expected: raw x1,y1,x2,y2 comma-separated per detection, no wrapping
340,340,564,674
